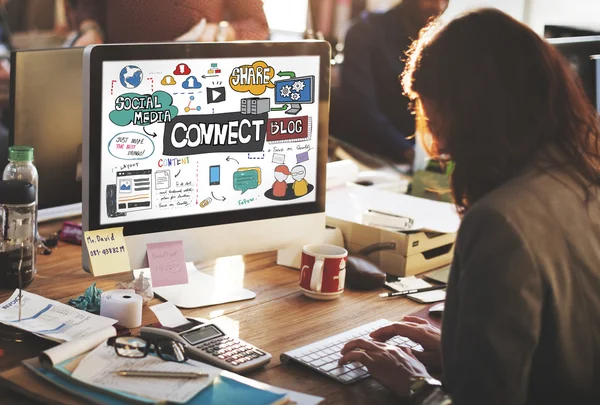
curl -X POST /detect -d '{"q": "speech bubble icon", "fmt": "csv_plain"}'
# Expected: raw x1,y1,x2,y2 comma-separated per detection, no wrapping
229,61,275,96
108,131,155,160
272,153,285,164
233,167,262,194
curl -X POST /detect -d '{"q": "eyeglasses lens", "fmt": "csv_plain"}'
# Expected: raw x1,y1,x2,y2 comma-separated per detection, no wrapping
156,339,187,363
114,337,147,358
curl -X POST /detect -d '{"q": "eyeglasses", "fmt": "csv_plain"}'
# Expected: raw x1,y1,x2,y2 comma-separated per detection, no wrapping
107,336,188,363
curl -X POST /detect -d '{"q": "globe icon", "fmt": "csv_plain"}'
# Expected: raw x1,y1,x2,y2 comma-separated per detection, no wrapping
119,65,143,89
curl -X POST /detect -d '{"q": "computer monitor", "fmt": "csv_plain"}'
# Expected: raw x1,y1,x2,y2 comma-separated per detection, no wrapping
10,47,85,221
82,42,330,275
274,75,315,115
549,35,600,109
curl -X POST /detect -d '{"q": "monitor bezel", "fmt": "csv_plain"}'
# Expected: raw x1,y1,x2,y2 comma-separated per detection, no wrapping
86,41,330,236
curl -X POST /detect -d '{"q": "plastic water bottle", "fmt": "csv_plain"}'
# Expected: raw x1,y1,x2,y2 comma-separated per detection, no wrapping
3,146,38,233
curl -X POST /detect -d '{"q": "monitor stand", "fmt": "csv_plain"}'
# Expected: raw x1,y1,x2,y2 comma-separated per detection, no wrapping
132,261,256,309
286,103,302,115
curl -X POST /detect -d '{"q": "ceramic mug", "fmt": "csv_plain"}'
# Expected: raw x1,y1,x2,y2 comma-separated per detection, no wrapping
300,244,348,300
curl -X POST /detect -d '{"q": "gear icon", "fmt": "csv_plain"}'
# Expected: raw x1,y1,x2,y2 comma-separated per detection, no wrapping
290,92,301,101
292,81,305,92
280,85,292,98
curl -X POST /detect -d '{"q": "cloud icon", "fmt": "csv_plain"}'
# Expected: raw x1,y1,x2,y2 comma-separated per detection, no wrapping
182,76,202,89
161,75,176,85
229,61,275,96
174,63,191,75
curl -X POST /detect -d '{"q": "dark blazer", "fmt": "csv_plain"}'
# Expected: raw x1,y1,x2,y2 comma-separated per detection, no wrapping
442,151,600,404
333,5,415,160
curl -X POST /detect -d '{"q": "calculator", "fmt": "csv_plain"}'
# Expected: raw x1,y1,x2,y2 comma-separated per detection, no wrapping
140,318,271,374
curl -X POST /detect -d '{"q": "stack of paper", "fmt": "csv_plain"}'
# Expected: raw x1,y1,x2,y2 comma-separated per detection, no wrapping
0,289,117,343
72,344,220,403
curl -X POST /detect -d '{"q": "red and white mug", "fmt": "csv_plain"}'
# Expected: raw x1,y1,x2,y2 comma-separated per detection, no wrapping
300,244,348,300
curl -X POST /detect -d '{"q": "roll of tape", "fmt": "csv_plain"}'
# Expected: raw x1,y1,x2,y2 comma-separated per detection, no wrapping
100,289,143,328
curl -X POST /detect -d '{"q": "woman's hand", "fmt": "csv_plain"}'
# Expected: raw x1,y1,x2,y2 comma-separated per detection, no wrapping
370,316,442,370
339,338,431,397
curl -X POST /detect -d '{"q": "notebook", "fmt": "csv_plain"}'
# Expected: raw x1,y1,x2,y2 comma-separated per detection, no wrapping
423,266,451,284
384,276,432,293
21,357,288,405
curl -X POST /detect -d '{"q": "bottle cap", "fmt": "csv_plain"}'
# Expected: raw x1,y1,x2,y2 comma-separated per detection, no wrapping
0,180,35,205
8,146,34,162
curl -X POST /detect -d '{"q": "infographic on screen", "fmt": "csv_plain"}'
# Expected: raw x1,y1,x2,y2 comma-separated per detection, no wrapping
100,56,320,225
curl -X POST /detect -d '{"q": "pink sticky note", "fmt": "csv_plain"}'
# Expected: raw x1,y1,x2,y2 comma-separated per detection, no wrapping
146,241,189,287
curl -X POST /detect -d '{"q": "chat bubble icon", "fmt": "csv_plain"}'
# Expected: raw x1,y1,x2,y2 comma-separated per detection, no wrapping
108,131,155,160
296,151,309,164
109,91,179,127
233,167,262,194
272,153,285,164
229,61,275,96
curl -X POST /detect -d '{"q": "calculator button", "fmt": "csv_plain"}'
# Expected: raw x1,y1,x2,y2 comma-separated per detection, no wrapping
238,358,247,364
212,352,219,356
253,349,266,356
218,355,226,360
231,361,238,366
225,357,234,363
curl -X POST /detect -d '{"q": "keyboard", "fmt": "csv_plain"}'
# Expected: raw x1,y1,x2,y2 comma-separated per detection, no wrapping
280,319,423,384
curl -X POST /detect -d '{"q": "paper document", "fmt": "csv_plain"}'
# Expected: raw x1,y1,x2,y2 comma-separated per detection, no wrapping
149,302,189,328
72,343,219,403
0,290,117,343
385,276,432,293
327,185,461,233
41,326,116,366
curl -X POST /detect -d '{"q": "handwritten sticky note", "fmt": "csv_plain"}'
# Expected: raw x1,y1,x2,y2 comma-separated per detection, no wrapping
84,227,131,276
146,241,189,287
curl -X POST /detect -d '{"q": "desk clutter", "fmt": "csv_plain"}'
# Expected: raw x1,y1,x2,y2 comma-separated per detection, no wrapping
0,291,323,405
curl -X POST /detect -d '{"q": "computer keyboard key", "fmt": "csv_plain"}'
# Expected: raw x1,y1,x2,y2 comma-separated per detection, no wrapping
329,365,353,376
311,359,327,367
346,370,366,380
339,374,355,382
319,361,340,372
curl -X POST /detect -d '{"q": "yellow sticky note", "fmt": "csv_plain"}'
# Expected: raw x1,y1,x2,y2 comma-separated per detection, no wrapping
84,227,131,276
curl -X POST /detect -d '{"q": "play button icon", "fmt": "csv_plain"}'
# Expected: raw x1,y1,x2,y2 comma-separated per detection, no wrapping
207,86,226,104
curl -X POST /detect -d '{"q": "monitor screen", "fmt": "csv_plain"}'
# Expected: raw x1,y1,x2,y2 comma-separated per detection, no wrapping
100,56,320,226
549,36,600,109
11,48,84,211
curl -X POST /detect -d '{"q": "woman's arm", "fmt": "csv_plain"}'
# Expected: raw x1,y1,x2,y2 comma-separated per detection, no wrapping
225,0,269,40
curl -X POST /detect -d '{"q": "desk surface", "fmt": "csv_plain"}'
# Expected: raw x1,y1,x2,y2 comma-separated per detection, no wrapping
0,220,437,405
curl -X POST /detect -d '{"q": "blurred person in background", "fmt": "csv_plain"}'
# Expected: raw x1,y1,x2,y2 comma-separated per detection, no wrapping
332,0,449,163
70,0,269,45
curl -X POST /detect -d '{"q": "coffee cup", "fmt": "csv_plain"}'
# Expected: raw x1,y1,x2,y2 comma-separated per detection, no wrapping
300,244,348,300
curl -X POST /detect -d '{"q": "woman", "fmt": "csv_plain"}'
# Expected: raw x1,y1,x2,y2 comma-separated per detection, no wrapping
339,9,600,405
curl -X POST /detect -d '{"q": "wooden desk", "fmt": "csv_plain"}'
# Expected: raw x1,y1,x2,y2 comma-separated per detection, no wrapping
0,221,437,404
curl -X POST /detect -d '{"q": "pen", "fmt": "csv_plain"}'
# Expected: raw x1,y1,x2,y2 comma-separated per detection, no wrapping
379,284,446,298
367,209,412,220
18,242,24,322
115,370,209,379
